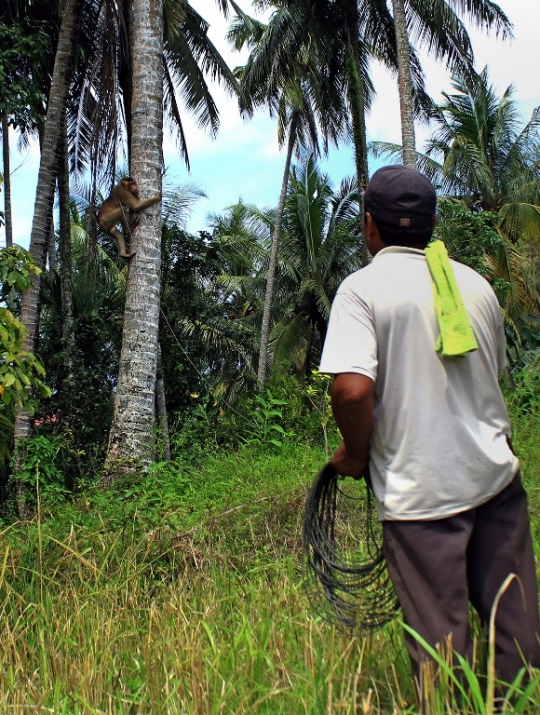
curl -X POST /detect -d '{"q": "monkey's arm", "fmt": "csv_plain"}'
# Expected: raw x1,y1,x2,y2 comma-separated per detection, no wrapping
124,193,161,212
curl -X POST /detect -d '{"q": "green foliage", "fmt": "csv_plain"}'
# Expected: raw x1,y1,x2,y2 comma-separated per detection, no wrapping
168,402,222,465
12,435,68,510
434,200,540,362
424,68,540,223
506,357,540,416
86,460,195,534
36,238,124,486
160,225,258,413
178,368,337,459
272,155,362,374
37,309,118,476
403,621,540,714
0,402,14,489
0,17,49,130
0,308,51,410
241,389,293,449
263,368,338,451
0,247,51,413
1,244,41,303
434,200,502,276
305,370,334,456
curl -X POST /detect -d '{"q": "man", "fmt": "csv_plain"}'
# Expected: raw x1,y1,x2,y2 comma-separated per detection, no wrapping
319,165,539,694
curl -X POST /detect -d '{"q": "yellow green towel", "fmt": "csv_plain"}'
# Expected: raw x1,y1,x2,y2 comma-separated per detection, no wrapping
424,240,478,358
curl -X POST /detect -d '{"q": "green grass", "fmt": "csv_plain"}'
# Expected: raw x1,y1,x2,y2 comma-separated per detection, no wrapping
0,429,538,713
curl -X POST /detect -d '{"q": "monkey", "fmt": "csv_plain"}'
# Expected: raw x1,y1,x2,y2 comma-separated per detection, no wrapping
97,177,161,259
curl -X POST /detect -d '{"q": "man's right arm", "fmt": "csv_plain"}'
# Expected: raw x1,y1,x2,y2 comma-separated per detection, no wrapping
330,372,375,479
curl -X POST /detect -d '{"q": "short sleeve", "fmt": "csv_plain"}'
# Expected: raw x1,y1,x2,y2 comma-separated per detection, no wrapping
319,283,378,380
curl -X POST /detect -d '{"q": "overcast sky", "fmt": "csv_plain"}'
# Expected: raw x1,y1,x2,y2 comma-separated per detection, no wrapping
3,0,540,247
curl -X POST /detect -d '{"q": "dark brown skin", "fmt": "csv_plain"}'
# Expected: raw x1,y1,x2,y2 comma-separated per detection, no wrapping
330,372,375,478
97,177,161,259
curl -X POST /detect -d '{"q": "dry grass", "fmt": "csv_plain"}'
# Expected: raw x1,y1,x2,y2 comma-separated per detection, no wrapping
0,442,538,713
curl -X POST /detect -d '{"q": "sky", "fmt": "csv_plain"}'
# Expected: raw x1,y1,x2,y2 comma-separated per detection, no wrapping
3,0,540,248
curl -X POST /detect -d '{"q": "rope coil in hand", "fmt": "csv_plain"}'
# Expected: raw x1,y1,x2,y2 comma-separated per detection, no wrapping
303,463,399,630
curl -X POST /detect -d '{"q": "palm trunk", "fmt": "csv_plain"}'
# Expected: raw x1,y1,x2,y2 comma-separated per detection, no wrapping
59,117,74,375
48,213,58,271
155,346,171,461
13,0,81,513
104,0,164,475
345,29,369,266
257,112,298,391
392,0,416,168
2,113,13,247
345,27,368,193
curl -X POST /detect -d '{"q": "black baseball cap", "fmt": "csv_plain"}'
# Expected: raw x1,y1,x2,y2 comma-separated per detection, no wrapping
363,165,436,235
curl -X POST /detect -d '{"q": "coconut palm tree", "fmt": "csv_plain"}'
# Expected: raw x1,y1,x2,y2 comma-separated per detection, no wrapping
422,68,540,244
385,0,511,166
38,212,127,480
231,0,350,389
270,154,362,374
13,0,82,499
160,202,266,401
391,0,416,167
427,68,540,356
1,6,52,249
234,0,510,386
104,0,165,471
195,172,361,391
70,0,239,185
36,180,206,480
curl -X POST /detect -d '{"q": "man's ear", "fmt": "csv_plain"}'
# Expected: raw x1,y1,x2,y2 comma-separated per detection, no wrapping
364,212,376,237
364,212,385,255
432,215,438,229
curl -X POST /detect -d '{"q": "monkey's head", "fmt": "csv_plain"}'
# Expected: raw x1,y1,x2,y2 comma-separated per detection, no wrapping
121,177,139,196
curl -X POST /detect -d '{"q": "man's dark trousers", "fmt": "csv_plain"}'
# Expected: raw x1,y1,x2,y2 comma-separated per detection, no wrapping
383,473,540,684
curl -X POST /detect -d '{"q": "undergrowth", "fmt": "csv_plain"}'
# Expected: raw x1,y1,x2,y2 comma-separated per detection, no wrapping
0,395,538,712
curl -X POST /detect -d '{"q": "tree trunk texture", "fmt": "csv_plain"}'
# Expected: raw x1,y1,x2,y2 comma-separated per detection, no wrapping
256,112,298,391
391,0,416,168
345,26,369,266
345,26,368,193
104,0,164,475
155,346,171,462
59,119,74,378
13,0,81,515
2,113,13,247
47,213,57,271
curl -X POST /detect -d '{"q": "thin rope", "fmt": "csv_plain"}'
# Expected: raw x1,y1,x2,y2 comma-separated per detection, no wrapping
303,463,399,630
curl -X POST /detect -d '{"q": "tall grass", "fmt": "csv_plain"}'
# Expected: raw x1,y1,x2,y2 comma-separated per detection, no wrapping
0,557,411,713
0,435,538,713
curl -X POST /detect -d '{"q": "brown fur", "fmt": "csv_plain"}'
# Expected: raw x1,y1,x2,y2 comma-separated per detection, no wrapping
97,177,161,258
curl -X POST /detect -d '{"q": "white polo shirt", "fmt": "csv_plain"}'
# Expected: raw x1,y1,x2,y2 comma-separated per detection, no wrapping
320,246,519,521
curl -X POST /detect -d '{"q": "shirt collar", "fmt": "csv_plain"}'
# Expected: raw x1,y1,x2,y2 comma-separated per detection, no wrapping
372,245,425,260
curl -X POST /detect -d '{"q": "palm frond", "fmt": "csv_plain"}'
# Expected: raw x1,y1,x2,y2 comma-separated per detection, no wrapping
499,203,540,246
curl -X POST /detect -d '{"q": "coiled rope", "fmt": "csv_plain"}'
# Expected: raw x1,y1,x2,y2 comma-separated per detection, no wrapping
303,463,399,630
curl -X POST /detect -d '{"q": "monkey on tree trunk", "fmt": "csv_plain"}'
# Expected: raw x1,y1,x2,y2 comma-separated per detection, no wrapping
97,177,161,258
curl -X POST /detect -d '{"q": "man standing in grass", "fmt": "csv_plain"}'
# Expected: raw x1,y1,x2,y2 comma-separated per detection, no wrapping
319,165,540,696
